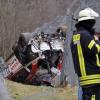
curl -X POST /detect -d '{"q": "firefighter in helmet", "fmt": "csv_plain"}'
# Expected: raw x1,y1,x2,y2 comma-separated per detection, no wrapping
56,25,68,39
71,8,100,100
95,29,100,41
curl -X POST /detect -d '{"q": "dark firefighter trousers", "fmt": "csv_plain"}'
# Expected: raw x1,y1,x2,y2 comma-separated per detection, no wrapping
82,85,100,100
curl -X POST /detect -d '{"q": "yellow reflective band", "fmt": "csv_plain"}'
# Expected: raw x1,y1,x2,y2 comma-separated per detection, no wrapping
95,44,100,53
96,54,100,66
88,40,95,50
73,34,80,42
91,95,95,100
80,79,100,86
77,44,86,76
80,74,100,81
73,34,86,76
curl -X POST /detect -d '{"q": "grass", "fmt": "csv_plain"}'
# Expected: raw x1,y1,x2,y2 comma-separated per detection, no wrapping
6,79,77,100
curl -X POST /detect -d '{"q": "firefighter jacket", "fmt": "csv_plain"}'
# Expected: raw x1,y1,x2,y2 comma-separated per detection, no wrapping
71,27,100,87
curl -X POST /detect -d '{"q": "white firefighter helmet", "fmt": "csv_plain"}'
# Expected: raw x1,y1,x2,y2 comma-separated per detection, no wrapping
78,8,99,22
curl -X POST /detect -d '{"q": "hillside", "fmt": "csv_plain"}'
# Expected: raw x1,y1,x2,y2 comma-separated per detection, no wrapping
6,80,77,100
0,0,74,58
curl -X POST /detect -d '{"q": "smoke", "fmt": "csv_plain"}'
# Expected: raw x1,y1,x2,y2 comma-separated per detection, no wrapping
0,57,11,100
0,75,11,100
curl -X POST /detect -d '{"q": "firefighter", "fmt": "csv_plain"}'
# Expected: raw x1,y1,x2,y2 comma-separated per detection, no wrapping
71,8,100,100
95,29,100,41
56,25,68,39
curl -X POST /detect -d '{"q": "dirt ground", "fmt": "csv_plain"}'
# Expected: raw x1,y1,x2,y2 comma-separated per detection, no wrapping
6,80,77,100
